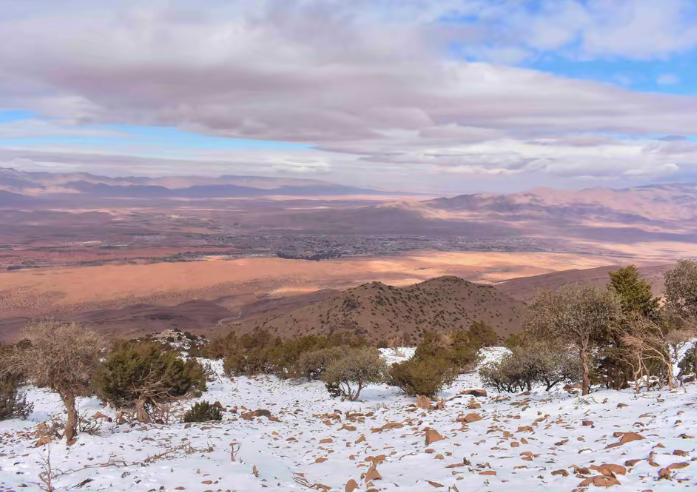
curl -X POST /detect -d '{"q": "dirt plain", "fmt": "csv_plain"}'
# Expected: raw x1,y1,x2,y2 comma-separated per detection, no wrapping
0,250,654,341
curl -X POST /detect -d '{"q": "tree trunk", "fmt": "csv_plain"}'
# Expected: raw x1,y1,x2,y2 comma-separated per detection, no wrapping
135,396,151,423
60,391,78,442
353,381,364,402
580,345,590,396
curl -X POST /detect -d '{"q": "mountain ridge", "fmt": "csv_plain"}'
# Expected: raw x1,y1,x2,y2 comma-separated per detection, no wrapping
221,275,527,343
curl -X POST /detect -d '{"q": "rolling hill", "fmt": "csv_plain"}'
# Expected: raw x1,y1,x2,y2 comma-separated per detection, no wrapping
221,276,527,343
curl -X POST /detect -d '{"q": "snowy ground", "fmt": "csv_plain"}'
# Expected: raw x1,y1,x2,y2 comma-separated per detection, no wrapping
1,348,696,491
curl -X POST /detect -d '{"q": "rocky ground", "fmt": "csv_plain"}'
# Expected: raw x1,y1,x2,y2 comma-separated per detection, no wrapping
0,348,695,491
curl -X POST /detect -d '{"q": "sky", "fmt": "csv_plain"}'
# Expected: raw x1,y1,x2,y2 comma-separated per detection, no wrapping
2,0,697,194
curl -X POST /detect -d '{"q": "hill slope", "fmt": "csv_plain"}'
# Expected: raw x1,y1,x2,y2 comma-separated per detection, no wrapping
495,263,671,303
223,276,526,342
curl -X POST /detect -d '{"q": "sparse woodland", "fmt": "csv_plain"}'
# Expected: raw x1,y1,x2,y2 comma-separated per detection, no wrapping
0,262,696,491
480,262,697,396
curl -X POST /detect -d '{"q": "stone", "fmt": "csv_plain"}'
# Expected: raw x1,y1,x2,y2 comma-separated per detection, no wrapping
416,396,432,410
425,429,445,446
365,465,382,481
578,475,621,487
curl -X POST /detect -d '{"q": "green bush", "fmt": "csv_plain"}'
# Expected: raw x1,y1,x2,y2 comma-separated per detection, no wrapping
182,401,222,423
0,377,33,420
0,346,33,421
93,341,207,422
414,329,481,373
389,356,457,397
321,347,387,401
217,330,368,378
467,321,498,348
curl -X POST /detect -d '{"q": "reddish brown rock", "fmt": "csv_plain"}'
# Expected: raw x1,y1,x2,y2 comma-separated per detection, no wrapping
425,429,445,446
578,475,621,487
461,413,483,423
416,395,432,410
619,432,645,445
592,464,626,476
365,465,382,481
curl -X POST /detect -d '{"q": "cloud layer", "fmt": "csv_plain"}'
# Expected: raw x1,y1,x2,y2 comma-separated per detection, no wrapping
1,0,697,192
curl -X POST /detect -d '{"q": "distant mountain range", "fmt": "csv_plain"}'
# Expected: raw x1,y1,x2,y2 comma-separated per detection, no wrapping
0,167,404,201
2,167,696,256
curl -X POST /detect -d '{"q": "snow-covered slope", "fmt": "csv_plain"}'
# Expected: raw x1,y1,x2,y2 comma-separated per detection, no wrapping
1,352,695,491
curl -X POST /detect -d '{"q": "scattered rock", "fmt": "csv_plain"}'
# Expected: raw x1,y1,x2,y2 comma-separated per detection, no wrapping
365,465,382,481
461,413,483,423
578,475,621,487
425,429,445,446
416,396,432,410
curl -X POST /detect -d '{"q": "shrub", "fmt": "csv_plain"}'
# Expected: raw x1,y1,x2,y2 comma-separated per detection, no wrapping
467,320,498,348
678,349,695,378
0,321,103,441
182,401,222,423
0,376,33,421
479,340,581,393
415,330,480,373
294,346,345,380
216,330,368,378
93,341,207,423
321,347,387,401
389,356,457,397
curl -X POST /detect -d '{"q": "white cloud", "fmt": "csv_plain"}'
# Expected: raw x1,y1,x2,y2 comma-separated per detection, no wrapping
0,0,696,191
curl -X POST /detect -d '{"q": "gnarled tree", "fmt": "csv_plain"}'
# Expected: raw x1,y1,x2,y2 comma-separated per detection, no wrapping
525,284,622,396
0,321,104,442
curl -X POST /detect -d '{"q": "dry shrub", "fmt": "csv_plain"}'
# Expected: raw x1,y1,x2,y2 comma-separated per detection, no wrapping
0,320,104,441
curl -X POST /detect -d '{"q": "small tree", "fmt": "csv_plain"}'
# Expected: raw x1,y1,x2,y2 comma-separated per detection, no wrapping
321,347,387,401
0,321,103,442
93,341,206,423
608,265,660,319
525,285,622,395
664,259,697,379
